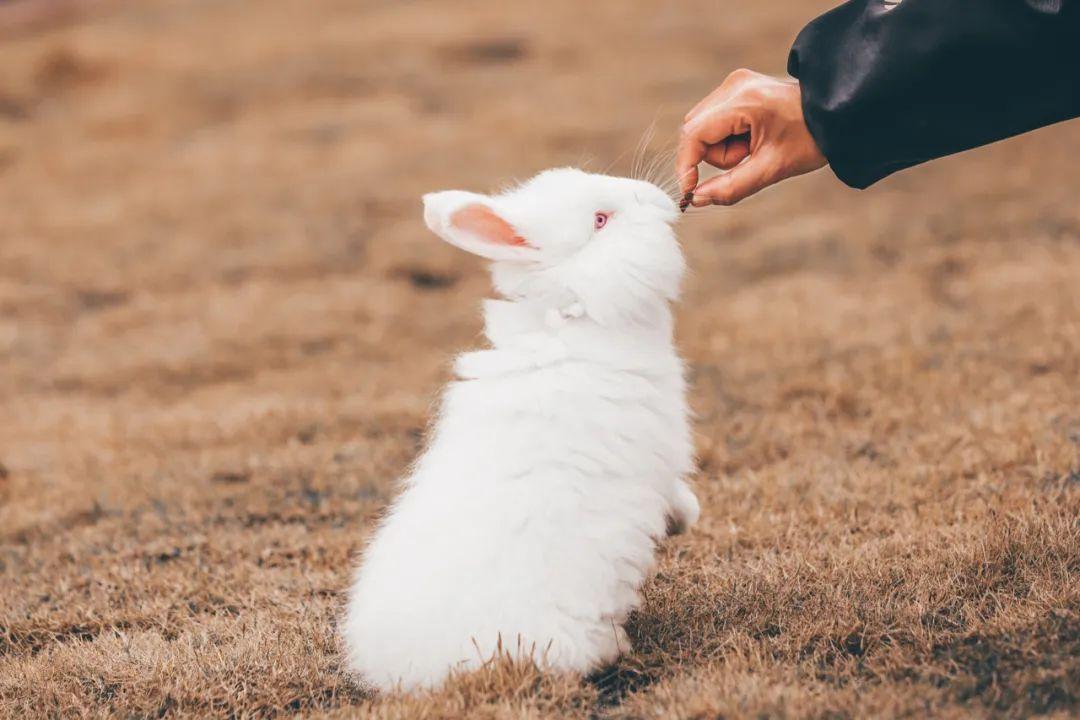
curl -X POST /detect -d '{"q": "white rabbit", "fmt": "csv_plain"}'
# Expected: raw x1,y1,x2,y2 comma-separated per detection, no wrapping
342,168,700,693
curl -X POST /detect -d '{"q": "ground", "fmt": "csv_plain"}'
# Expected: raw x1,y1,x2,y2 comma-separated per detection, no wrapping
0,0,1077,717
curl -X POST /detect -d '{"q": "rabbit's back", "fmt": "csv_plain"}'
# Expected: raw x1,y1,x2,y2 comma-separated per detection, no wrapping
343,349,691,692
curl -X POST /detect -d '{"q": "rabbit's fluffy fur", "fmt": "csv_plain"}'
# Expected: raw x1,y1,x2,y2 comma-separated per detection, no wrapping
342,168,699,692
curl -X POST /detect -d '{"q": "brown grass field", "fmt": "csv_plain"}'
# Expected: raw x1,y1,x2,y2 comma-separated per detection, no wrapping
1,0,1078,717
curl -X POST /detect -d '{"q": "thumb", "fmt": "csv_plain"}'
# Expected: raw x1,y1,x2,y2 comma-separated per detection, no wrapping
691,154,775,207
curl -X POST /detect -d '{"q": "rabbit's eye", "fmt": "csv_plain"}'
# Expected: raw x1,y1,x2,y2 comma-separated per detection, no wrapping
594,212,610,230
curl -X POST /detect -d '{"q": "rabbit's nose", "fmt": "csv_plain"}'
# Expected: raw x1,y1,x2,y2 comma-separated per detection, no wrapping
640,191,677,214
632,183,677,213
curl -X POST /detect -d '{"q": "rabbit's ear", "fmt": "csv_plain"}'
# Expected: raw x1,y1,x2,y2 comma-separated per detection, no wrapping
423,191,537,261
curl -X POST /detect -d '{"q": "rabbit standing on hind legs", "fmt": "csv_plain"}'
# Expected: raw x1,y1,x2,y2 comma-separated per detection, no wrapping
342,168,700,693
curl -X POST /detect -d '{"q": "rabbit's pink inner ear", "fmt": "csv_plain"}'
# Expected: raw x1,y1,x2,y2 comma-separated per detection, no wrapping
450,204,529,247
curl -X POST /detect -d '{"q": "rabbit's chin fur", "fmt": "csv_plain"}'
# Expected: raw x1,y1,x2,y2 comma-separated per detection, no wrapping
342,168,699,693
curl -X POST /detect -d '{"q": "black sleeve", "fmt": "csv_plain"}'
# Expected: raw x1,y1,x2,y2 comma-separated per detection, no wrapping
787,0,1080,189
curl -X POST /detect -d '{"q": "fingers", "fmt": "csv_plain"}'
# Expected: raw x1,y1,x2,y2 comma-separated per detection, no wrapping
691,155,775,207
675,106,749,196
683,87,725,125
675,130,704,196
675,163,699,202
683,68,758,123
703,133,750,170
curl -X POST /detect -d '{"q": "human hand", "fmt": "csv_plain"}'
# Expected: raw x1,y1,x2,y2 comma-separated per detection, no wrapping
676,70,827,207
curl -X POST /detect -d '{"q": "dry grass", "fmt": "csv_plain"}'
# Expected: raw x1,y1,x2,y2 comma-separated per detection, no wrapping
1,0,1078,717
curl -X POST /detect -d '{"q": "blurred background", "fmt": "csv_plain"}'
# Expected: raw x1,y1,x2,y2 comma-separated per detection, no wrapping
1,0,1077,717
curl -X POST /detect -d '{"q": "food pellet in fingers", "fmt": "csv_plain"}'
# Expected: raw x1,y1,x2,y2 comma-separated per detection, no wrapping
679,192,693,213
